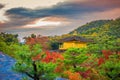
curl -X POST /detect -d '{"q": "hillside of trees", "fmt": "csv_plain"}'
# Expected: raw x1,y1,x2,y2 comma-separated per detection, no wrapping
70,18,120,38
70,20,111,34
70,18,120,53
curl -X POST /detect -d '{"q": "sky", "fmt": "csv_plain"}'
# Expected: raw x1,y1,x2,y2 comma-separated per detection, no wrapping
0,0,120,38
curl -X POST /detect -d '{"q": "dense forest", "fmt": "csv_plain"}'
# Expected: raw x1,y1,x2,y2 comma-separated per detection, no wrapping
0,18,120,80
70,20,111,34
71,18,120,38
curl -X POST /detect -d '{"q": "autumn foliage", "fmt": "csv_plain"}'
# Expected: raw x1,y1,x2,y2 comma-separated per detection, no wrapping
102,50,112,59
32,51,64,63
98,57,105,66
25,36,49,51
42,51,64,63
32,54,42,61
98,50,113,66
64,71,81,80
78,70,91,79
54,63,64,73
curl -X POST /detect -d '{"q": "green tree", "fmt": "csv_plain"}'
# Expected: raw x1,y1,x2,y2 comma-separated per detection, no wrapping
0,32,18,45
0,41,8,53
0,32,19,57
12,44,57,80
99,54,120,80
49,41,59,50
63,48,88,72
31,34,36,38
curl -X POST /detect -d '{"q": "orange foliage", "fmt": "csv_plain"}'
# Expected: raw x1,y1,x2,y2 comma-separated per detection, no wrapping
26,38,36,45
54,63,64,73
25,36,49,51
31,51,64,63
64,71,81,80
117,51,120,54
32,54,42,61
42,51,64,63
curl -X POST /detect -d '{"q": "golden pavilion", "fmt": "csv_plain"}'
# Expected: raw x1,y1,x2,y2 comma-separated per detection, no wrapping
59,35,91,50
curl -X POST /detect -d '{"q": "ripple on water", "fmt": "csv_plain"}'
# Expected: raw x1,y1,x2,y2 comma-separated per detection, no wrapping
0,52,24,80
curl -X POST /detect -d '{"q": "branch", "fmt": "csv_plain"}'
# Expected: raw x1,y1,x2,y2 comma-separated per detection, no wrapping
25,72,34,79
32,61,39,80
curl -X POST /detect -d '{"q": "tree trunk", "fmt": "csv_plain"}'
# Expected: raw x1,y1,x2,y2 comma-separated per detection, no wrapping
33,61,39,80
73,64,77,69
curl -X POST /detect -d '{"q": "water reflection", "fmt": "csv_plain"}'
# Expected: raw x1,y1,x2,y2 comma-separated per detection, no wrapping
0,52,24,80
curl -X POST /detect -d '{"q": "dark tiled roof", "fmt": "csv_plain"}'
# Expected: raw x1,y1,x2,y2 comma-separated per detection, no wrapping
59,36,91,42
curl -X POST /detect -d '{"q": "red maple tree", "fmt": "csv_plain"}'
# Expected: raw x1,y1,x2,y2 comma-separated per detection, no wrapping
42,51,64,63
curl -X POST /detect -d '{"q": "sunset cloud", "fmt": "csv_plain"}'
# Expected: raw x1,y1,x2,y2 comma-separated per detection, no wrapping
0,0,120,37
5,0,120,18
23,17,70,28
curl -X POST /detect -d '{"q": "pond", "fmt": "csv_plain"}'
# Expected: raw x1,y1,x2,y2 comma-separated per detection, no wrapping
0,52,24,80
0,52,67,80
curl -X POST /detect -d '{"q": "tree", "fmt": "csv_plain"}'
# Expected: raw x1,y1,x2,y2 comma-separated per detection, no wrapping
63,48,88,72
12,44,57,80
99,54,120,80
42,51,64,63
31,34,36,38
64,70,81,80
49,41,59,50
0,32,18,45
0,41,8,53
25,35,49,51
0,33,19,57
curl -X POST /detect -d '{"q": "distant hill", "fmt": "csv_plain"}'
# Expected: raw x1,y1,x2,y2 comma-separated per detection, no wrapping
70,18,120,38
70,20,111,34
107,18,120,38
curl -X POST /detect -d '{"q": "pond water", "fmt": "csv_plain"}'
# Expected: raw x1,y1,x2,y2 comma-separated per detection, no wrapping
0,52,67,80
0,52,24,80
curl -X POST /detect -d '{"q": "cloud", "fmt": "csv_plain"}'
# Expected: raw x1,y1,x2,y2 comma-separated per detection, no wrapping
0,0,120,37
0,0,68,9
5,0,120,19
23,16,70,28
0,15,35,28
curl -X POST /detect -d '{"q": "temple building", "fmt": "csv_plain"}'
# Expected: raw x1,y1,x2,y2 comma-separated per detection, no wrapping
59,35,91,50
